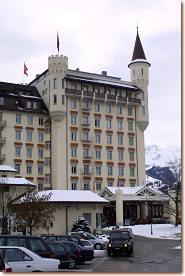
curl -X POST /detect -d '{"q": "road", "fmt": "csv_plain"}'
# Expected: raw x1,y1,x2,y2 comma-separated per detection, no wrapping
63,235,181,273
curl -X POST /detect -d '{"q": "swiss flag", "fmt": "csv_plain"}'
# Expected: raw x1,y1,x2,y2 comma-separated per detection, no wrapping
57,31,60,53
24,63,28,76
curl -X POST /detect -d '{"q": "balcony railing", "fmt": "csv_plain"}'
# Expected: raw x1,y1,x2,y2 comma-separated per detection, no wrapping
65,88,82,96
128,98,141,105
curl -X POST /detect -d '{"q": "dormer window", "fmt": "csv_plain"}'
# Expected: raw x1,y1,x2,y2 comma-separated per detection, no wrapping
83,86,88,92
33,102,38,109
71,83,76,90
27,101,32,109
0,97,5,105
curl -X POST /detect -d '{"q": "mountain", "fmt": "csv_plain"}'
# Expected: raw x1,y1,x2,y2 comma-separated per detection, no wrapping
145,145,181,185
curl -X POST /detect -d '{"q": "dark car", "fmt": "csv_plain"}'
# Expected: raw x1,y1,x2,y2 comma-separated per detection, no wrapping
47,242,71,268
49,241,83,269
44,235,93,249
107,228,134,257
0,236,54,259
74,243,94,262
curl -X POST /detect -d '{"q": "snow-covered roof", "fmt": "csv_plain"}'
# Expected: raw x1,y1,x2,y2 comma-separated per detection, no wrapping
128,58,151,67
38,190,108,203
0,165,18,173
106,186,145,195
0,177,35,186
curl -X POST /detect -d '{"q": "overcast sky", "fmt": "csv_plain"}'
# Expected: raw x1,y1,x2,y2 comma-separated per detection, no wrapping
0,0,181,149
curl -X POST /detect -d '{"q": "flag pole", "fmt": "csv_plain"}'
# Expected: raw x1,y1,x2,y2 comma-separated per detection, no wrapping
23,63,25,85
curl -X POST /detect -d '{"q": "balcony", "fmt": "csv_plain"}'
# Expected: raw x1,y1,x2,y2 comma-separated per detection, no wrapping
83,91,93,98
65,88,82,97
128,98,141,105
117,96,127,103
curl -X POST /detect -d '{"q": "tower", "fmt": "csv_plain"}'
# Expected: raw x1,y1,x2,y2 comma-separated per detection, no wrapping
48,55,68,189
128,29,151,186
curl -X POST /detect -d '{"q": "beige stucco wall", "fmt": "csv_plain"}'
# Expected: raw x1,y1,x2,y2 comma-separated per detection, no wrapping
33,203,104,235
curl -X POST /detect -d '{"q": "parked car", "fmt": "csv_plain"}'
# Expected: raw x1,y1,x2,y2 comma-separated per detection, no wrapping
47,242,71,268
107,228,134,257
0,246,62,272
43,235,93,249
73,243,94,263
0,235,54,259
69,231,105,250
0,253,12,272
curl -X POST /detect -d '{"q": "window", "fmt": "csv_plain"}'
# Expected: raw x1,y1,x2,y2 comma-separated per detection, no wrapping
27,148,32,158
71,100,76,109
96,166,101,175
95,118,100,127
71,83,76,90
33,102,38,109
27,101,32,108
71,164,77,174
53,94,57,104
95,103,100,112
28,115,33,125
45,174,51,184
118,120,122,130
142,106,145,116
38,149,43,159
118,151,124,161
95,133,101,143
130,182,135,187
15,164,20,173
106,104,111,113
119,167,124,176
107,135,112,144
62,79,65,88
71,115,76,125
27,132,32,142
142,91,145,100
117,105,122,115
141,68,144,76
27,165,32,174
105,89,110,95
3,248,32,262
15,130,21,141
0,97,5,105
45,125,51,134
129,136,134,146
83,132,89,141
39,118,43,125
84,182,90,190
38,166,43,175
107,150,112,160
128,121,133,131
108,181,113,187
84,165,89,174
83,101,88,109
83,117,88,125
38,133,43,142
117,90,121,97
118,135,123,145
83,86,88,92
45,158,51,166
83,213,91,224
119,181,125,187
71,148,77,158
15,147,21,157
38,183,43,191
83,148,89,158
130,167,135,177
133,70,135,77
108,166,113,176
53,78,57,89
94,87,99,94
96,182,101,191
16,114,21,124
71,182,77,190
128,107,132,116
62,95,65,105
106,119,111,129
96,149,101,159
129,151,134,162
45,141,51,150
71,132,77,141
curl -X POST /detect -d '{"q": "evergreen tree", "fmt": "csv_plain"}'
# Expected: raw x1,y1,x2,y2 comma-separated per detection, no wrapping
71,216,90,232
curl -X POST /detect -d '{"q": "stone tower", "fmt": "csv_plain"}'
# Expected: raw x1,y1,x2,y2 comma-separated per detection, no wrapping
128,29,151,185
48,55,68,189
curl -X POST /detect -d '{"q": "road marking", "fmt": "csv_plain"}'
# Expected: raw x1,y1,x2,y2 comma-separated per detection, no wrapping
89,257,109,272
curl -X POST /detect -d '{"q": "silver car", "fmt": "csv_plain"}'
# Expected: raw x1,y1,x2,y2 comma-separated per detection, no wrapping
68,232,105,250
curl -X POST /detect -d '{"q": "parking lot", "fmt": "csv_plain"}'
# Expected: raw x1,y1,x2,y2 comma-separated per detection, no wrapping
62,235,181,273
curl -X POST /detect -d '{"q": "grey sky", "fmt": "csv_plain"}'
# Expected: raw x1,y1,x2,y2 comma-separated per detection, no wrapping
0,0,181,148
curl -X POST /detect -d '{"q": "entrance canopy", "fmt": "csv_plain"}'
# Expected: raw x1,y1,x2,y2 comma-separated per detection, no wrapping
99,185,169,202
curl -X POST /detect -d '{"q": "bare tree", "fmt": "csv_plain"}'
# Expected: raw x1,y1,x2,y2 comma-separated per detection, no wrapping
161,158,181,226
8,189,58,235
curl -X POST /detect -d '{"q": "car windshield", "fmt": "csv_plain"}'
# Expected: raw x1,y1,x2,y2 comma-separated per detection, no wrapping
110,231,129,240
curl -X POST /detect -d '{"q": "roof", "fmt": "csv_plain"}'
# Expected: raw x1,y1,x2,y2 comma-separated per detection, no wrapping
0,165,18,173
38,190,108,203
132,29,146,61
0,177,35,186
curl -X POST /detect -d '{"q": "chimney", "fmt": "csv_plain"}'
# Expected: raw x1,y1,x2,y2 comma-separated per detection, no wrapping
101,71,107,76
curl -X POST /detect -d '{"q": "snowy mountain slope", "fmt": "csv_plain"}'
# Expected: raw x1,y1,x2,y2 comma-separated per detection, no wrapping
145,145,181,169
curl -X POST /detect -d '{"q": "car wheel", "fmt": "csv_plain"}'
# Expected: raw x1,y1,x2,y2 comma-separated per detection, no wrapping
107,250,111,257
95,243,102,250
69,257,77,269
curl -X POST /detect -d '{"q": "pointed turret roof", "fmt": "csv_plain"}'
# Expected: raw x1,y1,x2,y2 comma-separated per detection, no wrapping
132,27,146,61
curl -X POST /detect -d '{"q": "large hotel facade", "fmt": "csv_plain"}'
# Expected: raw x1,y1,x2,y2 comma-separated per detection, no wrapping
0,30,150,193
